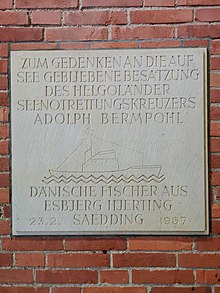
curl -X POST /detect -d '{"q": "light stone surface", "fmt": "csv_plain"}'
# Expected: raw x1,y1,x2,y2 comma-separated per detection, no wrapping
11,48,208,235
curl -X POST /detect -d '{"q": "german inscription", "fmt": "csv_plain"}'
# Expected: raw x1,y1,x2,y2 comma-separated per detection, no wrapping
11,49,208,235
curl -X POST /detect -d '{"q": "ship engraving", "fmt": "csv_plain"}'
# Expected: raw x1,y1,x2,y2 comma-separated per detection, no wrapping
43,129,165,184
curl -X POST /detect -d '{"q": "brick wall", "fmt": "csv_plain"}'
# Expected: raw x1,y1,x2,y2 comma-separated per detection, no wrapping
0,0,220,292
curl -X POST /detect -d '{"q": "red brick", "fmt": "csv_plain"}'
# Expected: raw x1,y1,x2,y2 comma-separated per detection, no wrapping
0,28,43,42
51,289,80,293
211,57,220,70
0,0,13,9
65,11,127,25
212,204,220,218
0,108,9,123
133,269,194,284
212,220,220,234
179,254,220,268
128,237,193,251
178,25,220,38
0,188,9,204
211,73,220,87
0,11,28,25
196,238,220,251
2,238,64,251
211,89,220,103
11,43,58,50
32,11,61,25
210,122,220,137
16,0,78,8
0,60,8,74
0,220,10,234
0,76,8,90
177,0,220,5
82,0,143,7
100,270,129,284
112,26,174,40
196,8,220,22
0,288,49,293
211,172,220,186
183,39,209,47
144,0,175,6
113,253,176,267
0,253,12,266
3,205,10,218
212,40,220,55
60,42,90,49
91,42,138,49
48,253,110,268
36,270,97,284
0,93,8,106
0,174,10,188
211,151,220,167
131,9,193,24
210,154,220,168
83,288,146,293
65,238,126,251
0,45,8,57
0,125,8,139
0,141,9,155
215,288,220,293
140,40,181,48
15,253,45,267
197,270,220,284
0,158,9,172
46,27,108,41
151,288,211,293
0,269,33,283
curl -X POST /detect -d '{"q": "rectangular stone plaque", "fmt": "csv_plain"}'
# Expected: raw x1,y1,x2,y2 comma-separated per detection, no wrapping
11,48,208,235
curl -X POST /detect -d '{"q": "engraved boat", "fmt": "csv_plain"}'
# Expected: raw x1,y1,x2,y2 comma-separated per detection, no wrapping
44,129,164,184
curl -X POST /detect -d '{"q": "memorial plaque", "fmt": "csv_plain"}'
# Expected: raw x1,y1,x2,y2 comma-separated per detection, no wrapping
11,48,208,235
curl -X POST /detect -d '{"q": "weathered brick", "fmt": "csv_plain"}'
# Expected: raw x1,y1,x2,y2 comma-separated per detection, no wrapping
0,253,12,267
31,11,61,25
0,188,9,204
48,253,110,268
0,174,10,188
11,43,58,50
0,44,8,57
178,0,220,5
210,154,220,168
0,76,8,90
65,11,127,25
82,0,143,7
36,270,97,284
2,238,64,251
0,60,8,74
0,0,13,9
144,0,175,6
0,157,9,171
100,270,129,284
212,204,220,218
211,73,220,87
210,122,220,137
0,288,49,293
65,238,126,251
197,270,220,284
0,108,9,123
131,9,193,24
211,57,220,70
0,220,10,234
0,11,28,25
0,93,8,106
178,24,220,38
196,238,220,251
46,27,108,41
211,172,220,186
16,0,78,8
112,26,174,40
83,288,146,293
179,254,220,268
140,40,181,48
128,237,193,251
51,289,80,293
0,28,43,42
212,40,220,54
151,288,211,293
91,42,138,49
0,269,33,283
15,253,45,267
196,8,220,22
113,253,176,267
132,269,194,284
0,141,9,155
211,89,220,103
183,39,209,47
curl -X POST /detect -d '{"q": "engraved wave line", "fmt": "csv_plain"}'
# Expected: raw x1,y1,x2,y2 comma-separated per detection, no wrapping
42,174,165,184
